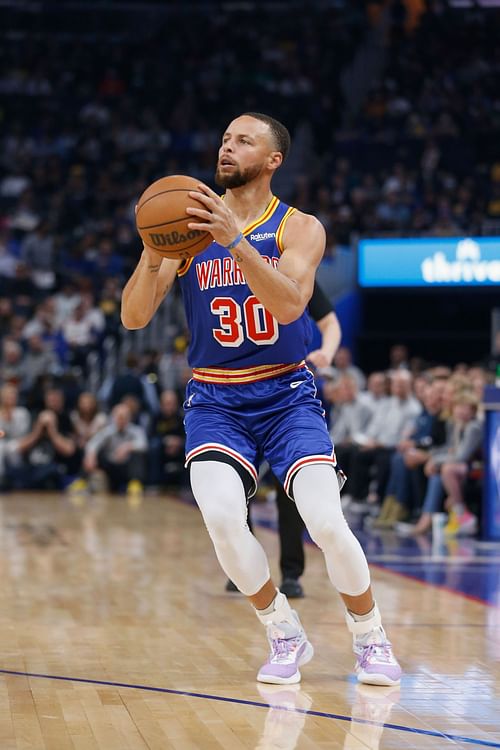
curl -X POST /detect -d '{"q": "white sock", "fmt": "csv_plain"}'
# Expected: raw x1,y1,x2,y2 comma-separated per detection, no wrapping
255,590,301,638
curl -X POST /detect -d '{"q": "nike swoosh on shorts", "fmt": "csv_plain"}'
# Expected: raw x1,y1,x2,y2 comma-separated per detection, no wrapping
290,381,304,389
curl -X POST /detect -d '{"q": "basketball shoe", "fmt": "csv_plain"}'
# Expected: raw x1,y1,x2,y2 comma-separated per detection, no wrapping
346,604,402,686
256,591,314,684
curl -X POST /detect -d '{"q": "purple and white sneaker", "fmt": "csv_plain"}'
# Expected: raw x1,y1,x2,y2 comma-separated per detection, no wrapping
257,622,314,685
354,627,402,686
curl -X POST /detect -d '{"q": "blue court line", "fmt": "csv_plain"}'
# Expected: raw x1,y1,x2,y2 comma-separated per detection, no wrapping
0,668,499,748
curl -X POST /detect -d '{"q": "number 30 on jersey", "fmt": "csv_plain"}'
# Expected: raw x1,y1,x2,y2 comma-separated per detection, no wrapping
210,296,279,347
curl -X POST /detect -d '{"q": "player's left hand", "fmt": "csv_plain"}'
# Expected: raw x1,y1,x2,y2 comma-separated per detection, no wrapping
307,348,330,369
186,184,240,247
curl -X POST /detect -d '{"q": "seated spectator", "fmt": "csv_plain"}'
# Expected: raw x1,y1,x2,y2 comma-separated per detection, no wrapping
441,392,483,537
120,393,152,433
0,382,31,488
148,389,186,489
326,346,366,391
70,391,108,451
9,387,79,490
397,389,483,536
83,402,147,496
100,352,157,413
0,338,24,385
158,335,192,396
328,374,374,498
349,370,421,508
22,334,60,393
358,371,390,412
372,378,446,528
62,297,103,377
53,280,81,329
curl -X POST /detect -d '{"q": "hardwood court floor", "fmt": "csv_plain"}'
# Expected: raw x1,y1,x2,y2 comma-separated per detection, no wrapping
0,491,498,749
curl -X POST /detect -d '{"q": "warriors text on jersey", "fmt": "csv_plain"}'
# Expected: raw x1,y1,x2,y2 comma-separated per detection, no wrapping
177,197,312,382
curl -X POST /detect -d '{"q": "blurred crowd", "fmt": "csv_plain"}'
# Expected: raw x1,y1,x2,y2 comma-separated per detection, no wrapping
291,3,500,247
322,345,488,538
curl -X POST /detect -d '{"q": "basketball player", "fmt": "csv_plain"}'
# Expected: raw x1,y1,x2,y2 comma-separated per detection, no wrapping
122,113,401,686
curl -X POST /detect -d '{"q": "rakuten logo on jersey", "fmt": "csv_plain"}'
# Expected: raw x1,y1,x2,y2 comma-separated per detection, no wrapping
250,232,276,241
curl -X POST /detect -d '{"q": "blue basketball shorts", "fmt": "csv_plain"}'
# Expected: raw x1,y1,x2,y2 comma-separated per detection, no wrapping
183,366,336,497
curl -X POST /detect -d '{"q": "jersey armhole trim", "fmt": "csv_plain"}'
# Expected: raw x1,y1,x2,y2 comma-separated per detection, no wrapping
177,257,194,277
276,207,297,255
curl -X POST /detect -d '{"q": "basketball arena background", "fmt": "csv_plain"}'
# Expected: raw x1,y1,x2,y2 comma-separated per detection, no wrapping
0,0,499,512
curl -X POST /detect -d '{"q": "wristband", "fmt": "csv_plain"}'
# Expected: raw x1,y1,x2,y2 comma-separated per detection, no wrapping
224,232,244,251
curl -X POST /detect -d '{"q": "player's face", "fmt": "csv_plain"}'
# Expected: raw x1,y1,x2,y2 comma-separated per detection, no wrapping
215,116,276,188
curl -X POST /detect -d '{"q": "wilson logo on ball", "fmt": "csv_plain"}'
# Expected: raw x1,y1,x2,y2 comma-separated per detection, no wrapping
148,229,205,247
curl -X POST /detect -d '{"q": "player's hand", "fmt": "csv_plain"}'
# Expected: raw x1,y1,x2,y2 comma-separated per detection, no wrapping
186,184,240,246
306,348,330,369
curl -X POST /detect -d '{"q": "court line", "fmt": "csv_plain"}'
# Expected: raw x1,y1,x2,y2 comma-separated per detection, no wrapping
0,668,498,748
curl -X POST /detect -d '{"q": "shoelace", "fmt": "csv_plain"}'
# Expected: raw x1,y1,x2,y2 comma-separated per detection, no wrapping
270,636,299,661
359,642,393,668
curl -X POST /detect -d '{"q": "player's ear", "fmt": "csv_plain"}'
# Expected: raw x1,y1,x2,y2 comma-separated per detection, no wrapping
268,151,283,171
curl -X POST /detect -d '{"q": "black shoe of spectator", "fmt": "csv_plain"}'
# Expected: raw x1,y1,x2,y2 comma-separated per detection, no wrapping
225,579,239,592
280,578,304,598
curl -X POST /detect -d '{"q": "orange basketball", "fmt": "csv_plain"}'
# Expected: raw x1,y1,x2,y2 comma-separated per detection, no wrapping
135,175,213,260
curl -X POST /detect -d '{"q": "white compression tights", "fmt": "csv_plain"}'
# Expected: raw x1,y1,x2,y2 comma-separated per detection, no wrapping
190,460,371,598
190,461,271,596
293,464,371,596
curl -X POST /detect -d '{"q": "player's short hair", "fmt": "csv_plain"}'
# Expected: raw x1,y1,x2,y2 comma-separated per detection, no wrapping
242,112,291,162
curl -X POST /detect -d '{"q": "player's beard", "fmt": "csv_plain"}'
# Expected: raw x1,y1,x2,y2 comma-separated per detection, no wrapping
215,162,263,189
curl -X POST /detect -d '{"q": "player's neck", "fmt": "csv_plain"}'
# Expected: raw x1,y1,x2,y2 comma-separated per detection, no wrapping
224,183,274,230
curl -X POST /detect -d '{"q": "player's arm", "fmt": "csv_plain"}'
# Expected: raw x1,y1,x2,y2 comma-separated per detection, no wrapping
187,185,325,324
307,281,342,368
121,244,181,330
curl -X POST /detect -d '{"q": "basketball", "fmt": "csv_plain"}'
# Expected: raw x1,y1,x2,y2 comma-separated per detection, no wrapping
135,175,213,260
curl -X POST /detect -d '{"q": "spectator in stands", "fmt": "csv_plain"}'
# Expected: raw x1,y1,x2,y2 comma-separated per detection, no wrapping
440,392,484,537
83,402,147,496
327,346,366,391
10,387,79,490
20,219,56,291
328,374,374,499
22,334,60,392
53,280,81,329
158,335,192,396
148,389,186,489
70,392,108,451
0,383,31,488
62,298,103,376
0,339,24,385
397,389,483,536
359,372,390,412
349,370,421,508
373,378,446,529
101,352,154,412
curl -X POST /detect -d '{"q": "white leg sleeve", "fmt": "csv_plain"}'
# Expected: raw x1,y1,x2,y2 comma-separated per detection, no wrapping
190,460,271,596
293,464,371,596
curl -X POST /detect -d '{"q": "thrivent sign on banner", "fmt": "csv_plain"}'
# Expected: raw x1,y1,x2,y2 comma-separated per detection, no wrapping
358,237,500,288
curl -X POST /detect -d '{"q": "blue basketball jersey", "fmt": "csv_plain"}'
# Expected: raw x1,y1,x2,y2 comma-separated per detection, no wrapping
177,197,312,372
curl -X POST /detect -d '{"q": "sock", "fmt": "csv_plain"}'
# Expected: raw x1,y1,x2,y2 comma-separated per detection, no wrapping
258,594,279,617
345,602,383,639
350,604,376,622
255,590,301,638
